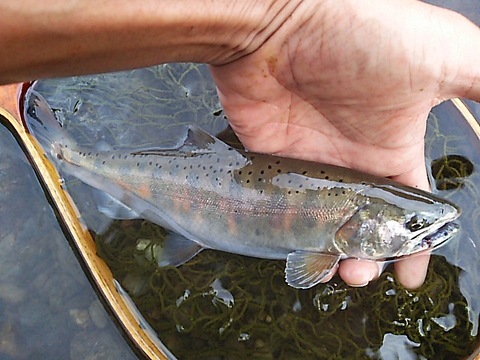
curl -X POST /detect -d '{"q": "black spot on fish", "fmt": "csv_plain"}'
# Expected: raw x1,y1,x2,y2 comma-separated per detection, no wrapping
287,191,292,194
255,228,261,236
325,176,329,180
102,160,106,165
321,170,325,174
302,171,308,175
124,155,128,159
246,179,250,183
275,160,281,165
238,171,242,175
176,164,179,168
88,152,91,156
299,184,303,188
149,161,153,166
228,162,233,167
338,179,343,183
277,169,282,174
248,171,252,175
137,162,140,167
342,190,346,195
219,169,223,173
184,166,187,170
260,170,264,174
258,178,263,182
268,165,272,169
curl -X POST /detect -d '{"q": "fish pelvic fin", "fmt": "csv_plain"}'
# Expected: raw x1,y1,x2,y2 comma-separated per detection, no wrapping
155,231,203,267
285,252,340,289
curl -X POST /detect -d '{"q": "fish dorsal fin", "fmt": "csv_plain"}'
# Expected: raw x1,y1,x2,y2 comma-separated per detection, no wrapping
155,231,204,267
285,252,340,289
132,125,237,156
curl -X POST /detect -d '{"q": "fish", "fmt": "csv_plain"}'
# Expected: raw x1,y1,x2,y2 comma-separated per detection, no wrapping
24,89,461,289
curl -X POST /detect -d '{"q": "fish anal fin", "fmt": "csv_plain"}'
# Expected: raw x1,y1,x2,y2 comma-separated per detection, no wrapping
285,251,340,289
94,190,140,220
155,231,203,267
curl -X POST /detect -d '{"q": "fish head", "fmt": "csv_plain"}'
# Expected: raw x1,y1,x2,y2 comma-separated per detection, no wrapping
334,198,460,260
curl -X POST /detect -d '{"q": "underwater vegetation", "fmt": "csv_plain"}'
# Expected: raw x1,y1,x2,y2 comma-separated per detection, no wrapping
96,219,474,360
31,64,480,359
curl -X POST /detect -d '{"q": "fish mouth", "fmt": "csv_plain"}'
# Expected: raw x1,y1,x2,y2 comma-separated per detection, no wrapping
398,203,461,256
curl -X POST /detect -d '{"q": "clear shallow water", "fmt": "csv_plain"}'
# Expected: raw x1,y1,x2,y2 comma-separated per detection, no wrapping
0,115,138,359
23,64,480,359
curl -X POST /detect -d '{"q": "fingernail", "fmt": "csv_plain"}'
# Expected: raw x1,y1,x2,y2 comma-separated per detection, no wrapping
349,281,369,288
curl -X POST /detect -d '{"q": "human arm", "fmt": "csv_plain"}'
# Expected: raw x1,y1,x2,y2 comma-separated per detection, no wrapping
0,0,294,84
2,0,480,289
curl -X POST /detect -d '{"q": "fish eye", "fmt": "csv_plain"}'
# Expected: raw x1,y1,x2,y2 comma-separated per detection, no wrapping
406,215,428,232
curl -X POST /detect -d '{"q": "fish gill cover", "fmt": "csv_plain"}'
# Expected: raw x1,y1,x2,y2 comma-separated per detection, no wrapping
31,64,480,359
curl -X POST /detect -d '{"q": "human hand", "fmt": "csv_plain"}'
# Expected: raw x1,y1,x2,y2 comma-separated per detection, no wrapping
210,0,480,289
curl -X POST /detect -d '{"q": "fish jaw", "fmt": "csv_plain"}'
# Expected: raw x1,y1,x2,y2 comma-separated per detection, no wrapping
334,197,460,260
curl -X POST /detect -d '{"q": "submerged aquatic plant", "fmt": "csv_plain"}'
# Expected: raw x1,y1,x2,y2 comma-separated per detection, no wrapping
95,219,475,360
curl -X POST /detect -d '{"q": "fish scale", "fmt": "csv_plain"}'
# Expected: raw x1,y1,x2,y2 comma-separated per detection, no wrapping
25,89,461,289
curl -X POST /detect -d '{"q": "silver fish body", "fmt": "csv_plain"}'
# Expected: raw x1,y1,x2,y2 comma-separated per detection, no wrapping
25,90,461,289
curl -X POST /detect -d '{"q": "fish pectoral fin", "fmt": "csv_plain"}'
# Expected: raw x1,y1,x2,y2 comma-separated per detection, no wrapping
94,190,140,220
285,252,340,289
155,231,203,267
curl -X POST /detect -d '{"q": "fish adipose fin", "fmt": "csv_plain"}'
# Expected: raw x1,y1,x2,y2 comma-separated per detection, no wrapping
155,231,203,267
285,252,340,289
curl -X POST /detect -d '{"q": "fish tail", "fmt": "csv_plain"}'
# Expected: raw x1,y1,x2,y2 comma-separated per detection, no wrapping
24,89,72,159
